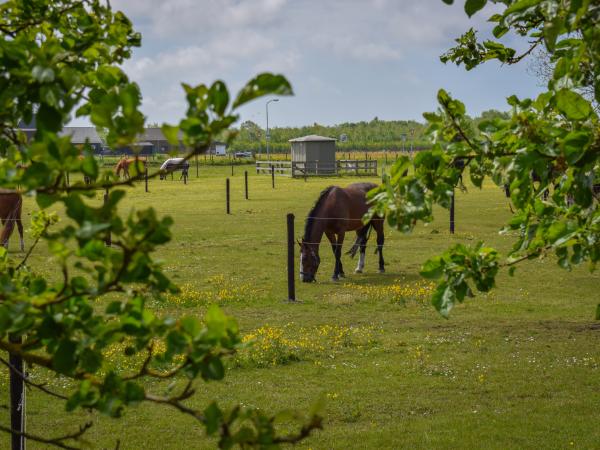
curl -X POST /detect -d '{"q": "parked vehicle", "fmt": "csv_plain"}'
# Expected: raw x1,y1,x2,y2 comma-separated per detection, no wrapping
234,151,253,158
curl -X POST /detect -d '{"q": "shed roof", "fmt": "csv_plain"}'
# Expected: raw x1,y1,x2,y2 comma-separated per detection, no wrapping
289,135,337,142
60,127,103,144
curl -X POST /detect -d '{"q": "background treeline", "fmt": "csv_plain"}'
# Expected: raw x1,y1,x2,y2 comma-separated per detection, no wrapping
227,110,510,154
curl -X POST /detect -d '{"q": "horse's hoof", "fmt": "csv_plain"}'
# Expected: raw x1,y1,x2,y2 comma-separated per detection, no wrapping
378,269,385,273
331,276,339,282
339,272,346,278
355,269,363,274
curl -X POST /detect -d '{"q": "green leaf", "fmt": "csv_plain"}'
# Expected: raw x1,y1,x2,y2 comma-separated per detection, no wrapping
596,304,600,321
562,131,591,164
505,0,542,15
36,193,60,208
37,104,63,132
124,382,145,404
543,17,563,52
53,340,78,374
232,73,293,109
555,89,592,120
80,348,103,373
32,66,55,83
464,0,487,17
204,402,223,435
162,124,180,146
431,283,454,318
202,357,225,380
209,81,229,116
420,257,444,279
81,156,99,179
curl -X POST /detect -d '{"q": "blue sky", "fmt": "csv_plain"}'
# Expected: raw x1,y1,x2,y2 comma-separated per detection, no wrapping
80,0,545,128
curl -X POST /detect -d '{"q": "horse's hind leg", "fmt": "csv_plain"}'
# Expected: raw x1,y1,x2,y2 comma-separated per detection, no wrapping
337,232,345,278
17,218,24,252
354,227,369,273
356,240,367,273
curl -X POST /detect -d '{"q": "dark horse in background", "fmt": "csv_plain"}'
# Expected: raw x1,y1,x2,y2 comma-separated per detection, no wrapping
0,190,24,251
300,183,384,282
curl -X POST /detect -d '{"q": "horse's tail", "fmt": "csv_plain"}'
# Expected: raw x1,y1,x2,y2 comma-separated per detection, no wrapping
346,222,372,258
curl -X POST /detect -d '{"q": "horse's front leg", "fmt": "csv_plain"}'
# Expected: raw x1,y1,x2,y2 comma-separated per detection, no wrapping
325,231,340,281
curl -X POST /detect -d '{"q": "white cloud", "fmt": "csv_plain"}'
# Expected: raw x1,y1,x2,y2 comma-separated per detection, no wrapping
112,0,289,36
123,30,275,82
92,0,542,127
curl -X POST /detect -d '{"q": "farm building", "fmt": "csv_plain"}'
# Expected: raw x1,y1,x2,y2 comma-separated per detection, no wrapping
131,128,226,156
289,135,336,174
17,119,37,141
207,141,227,156
137,128,173,154
60,127,104,154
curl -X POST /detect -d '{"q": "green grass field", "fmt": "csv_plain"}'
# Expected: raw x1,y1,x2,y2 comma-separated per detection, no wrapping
1,163,599,449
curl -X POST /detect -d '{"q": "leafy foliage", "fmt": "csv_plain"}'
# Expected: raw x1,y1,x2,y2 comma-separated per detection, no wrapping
371,0,600,317
0,0,321,448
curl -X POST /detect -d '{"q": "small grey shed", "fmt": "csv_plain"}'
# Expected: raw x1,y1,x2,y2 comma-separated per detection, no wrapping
289,135,336,174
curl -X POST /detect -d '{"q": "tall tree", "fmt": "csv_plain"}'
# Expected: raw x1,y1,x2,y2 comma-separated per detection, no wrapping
0,0,320,447
371,0,600,317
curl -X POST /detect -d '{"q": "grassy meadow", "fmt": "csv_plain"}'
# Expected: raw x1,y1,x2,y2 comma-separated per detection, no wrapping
1,162,599,449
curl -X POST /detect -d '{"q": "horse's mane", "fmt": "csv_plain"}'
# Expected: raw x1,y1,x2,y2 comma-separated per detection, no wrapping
303,186,334,241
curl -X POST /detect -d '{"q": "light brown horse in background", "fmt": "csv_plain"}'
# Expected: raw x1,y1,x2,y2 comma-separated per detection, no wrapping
0,190,24,251
300,182,385,282
115,157,147,179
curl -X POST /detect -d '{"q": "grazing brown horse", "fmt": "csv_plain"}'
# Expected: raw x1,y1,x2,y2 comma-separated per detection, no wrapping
115,157,146,179
0,190,24,251
300,183,385,282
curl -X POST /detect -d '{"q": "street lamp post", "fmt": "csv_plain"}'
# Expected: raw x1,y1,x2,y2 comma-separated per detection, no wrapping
266,99,279,159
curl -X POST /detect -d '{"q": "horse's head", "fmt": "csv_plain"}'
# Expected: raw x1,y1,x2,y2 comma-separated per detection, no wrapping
299,239,320,282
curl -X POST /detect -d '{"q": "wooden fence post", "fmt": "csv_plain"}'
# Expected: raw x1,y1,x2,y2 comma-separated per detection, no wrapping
450,188,455,234
271,165,275,189
287,213,296,302
9,334,25,450
226,178,230,214
145,167,148,193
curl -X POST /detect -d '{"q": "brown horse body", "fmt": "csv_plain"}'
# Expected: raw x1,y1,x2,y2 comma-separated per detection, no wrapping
115,157,146,179
0,191,24,251
300,182,384,282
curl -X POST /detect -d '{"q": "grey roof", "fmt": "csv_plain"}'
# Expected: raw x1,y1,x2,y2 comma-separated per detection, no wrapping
289,134,337,142
138,127,166,141
60,127,103,144
18,118,36,130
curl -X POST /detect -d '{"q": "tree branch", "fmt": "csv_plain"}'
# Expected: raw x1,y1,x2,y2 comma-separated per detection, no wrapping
0,356,68,400
0,421,93,450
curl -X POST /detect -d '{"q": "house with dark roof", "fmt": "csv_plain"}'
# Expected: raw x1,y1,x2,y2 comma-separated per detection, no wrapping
60,127,104,154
